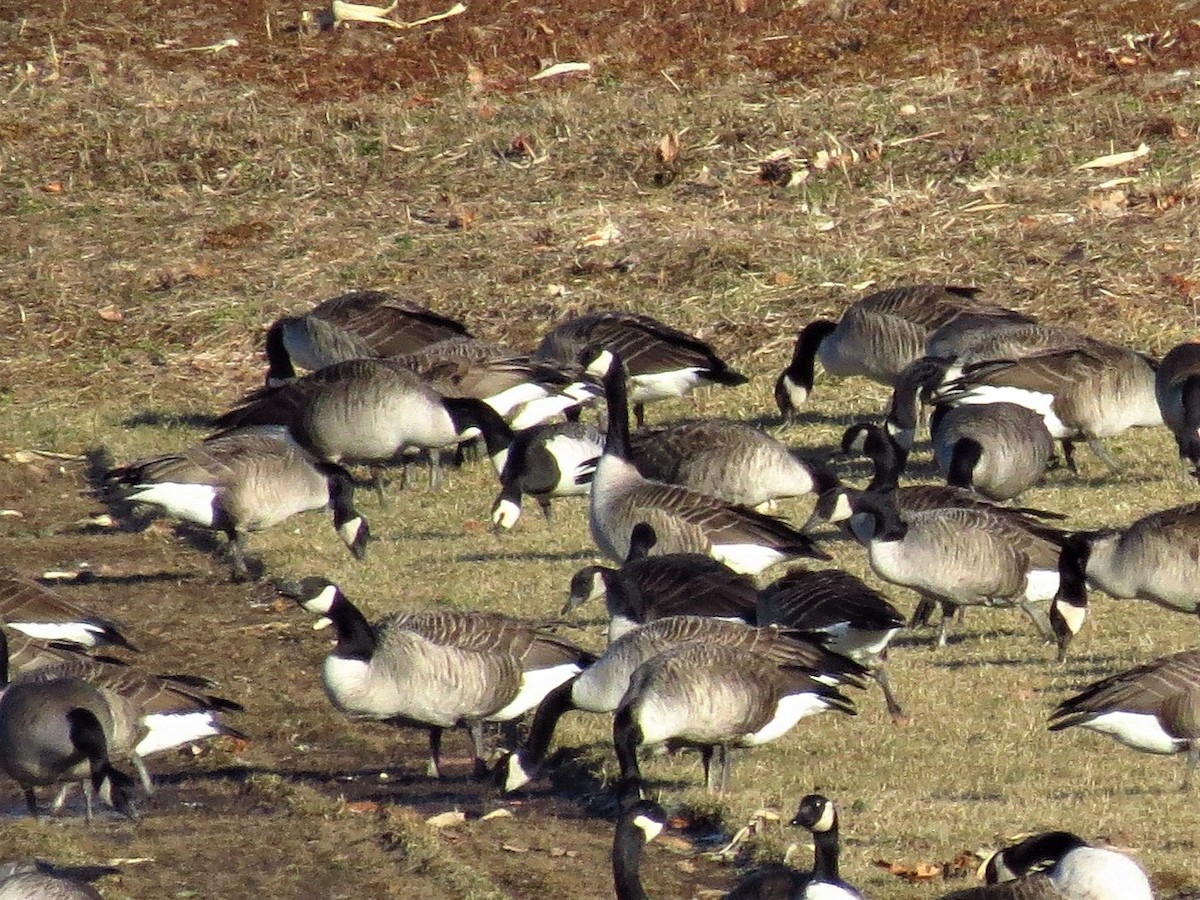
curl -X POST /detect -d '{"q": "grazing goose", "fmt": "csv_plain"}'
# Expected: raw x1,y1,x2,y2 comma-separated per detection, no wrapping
264,290,470,386
758,567,906,721
1048,505,1200,659
589,350,829,574
107,428,368,582
0,635,138,820
630,419,838,511
0,571,137,651
496,616,865,793
939,831,1152,899
281,578,591,778
1048,646,1200,789
534,310,747,426
388,336,598,428
930,324,1161,473
0,859,117,900
928,402,1055,501
612,798,668,900
774,283,1032,415
490,422,603,531
828,490,1062,647
564,523,759,642
614,640,857,794
1155,339,1200,479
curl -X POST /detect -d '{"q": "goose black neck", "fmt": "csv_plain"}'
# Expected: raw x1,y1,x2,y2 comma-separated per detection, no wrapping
602,354,634,462
861,426,904,493
445,398,514,456
946,438,984,489
264,321,296,383
613,815,652,900
326,593,377,661
787,320,836,388
811,816,842,882
1056,533,1092,604
613,704,644,783
517,679,577,769
888,364,926,432
626,523,658,560
1182,375,1200,428
320,464,360,525
851,490,906,541
1002,831,1087,877
0,630,8,686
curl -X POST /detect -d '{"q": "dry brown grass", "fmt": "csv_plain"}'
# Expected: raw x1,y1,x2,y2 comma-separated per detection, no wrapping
2,1,1200,898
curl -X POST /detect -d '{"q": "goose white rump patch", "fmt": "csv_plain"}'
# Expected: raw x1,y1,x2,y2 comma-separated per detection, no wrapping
8,621,106,647
742,692,835,746
490,662,583,721
136,711,222,756
630,368,705,403
128,482,218,526
1078,710,1183,754
711,542,790,575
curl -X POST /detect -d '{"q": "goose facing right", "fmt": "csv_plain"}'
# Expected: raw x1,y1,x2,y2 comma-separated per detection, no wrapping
588,349,829,574
938,830,1152,899
107,428,369,582
281,578,591,778
1048,646,1200,789
0,571,137,652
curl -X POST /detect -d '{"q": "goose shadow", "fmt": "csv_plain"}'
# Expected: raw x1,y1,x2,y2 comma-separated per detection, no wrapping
121,410,220,430
457,549,597,564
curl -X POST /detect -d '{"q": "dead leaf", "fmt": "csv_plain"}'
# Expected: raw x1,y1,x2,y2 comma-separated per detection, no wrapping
1076,143,1150,170
426,810,467,828
656,132,681,165
772,272,795,286
41,181,64,193
873,859,946,882
1085,189,1127,217
501,843,530,853
466,62,484,89
346,800,379,814
447,208,475,230
531,61,591,81
578,221,621,248
98,305,123,322
479,808,513,822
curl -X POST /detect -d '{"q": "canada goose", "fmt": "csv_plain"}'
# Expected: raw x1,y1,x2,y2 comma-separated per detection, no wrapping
0,859,117,900
1048,646,1200,789
0,636,138,820
589,350,829,574
612,797,668,900
264,289,470,386
280,577,591,778
213,358,514,492
1155,339,1200,479
939,831,1152,899
1048,505,1200,660
930,402,1055,501
490,422,604,531
388,336,599,428
774,283,1032,415
614,640,857,794
828,490,1063,647
930,324,1161,473
0,571,137,651
758,567,906,722
534,310,747,426
106,428,368,582
786,794,865,900
496,615,865,793
564,523,759,642
630,419,839,511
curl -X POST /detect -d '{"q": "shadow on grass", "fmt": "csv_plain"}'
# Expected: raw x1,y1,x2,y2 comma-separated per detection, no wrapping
121,410,219,429
457,549,597,564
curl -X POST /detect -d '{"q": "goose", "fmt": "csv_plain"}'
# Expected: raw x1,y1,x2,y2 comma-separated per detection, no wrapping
280,577,592,778
588,349,829,574
785,794,865,900
774,283,1032,415
564,523,759,642
0,570,137,651
929,402,1055,501
1155,339,1200,479
0,635,138,820
928,324,1161,473
827,490,1063,647
264,289,470,386
534,310,747,426
490,421,603,531
388,336,600,428
0,859,117,900
758,567,906,722
213,358,515,493
939,831,1152,899
1048,646,1200,789
1048,505,1200,660
630,419,839,511
496,615,865,793
612,797,668,900
614,640,857,794
106,427,369,582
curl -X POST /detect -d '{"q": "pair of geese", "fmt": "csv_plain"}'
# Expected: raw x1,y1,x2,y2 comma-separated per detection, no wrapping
0,572,242,821
617,798,1152,900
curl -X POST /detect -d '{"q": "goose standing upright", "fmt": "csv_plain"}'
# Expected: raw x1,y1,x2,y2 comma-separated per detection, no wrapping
774,284,1033,415
281,578,591,778
264,290,470,386
787,794,866,899
535,310,747,427
588,350,829,573
1156,339,1200,479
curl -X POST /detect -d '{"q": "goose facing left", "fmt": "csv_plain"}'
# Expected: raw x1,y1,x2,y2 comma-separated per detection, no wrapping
490,421,603,531
281,577,592,778
106,428,368,582
588,349,829,574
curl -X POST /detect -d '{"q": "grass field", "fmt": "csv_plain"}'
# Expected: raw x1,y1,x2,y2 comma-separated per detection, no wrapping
2,1,1200,897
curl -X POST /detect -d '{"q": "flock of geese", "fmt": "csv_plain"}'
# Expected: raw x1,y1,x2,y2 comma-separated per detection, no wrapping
4,284,1199,897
